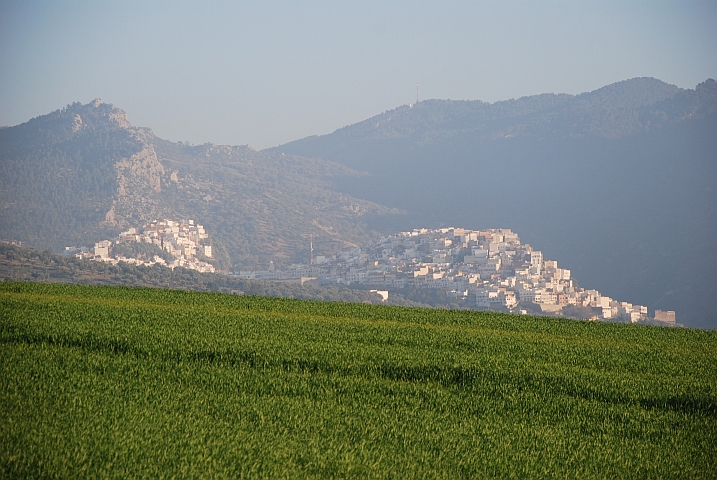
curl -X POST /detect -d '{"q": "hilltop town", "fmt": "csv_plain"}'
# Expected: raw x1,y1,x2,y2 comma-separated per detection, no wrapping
69,219,216,273
67,222,677,325
237,227,677,325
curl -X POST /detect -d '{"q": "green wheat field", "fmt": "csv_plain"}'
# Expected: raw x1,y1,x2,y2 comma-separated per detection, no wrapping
1,282,715,478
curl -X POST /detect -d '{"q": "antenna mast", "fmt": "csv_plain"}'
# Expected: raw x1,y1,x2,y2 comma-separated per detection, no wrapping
416,83,419,103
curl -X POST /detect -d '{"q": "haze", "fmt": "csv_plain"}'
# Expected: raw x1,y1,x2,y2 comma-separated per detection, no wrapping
1,0,715,149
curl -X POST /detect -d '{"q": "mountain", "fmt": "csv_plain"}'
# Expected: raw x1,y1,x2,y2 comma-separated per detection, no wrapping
272,78,717,329
0,100,398,270
2,78,715,328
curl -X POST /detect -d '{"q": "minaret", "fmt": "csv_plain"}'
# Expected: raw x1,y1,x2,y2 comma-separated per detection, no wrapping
310,235,314,265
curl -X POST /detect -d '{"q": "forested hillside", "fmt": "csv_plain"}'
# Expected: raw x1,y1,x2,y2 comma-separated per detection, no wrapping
0,100,398,270
274,78,717,329
0,100,139,248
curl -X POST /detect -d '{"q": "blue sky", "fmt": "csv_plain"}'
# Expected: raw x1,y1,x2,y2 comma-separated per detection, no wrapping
1,1,715,149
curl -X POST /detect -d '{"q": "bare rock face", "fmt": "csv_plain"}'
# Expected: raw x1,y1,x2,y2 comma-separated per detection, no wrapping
70,99,172,229
111,138,170,228
115,143,165,194
105,205,116,225
108,109,132,130
72,114,83,132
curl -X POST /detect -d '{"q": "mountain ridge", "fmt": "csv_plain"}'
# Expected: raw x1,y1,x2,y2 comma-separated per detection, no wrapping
270,78,717,329
1,78,715,327
272,77,712,159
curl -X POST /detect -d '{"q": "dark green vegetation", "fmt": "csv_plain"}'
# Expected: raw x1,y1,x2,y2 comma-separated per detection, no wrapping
1,282,716,478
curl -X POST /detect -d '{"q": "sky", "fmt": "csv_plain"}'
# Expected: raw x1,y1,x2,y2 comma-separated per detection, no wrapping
1,1,716,149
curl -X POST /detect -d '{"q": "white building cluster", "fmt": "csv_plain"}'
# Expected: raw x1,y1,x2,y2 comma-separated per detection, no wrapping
237,227,675,324
73,219,215,273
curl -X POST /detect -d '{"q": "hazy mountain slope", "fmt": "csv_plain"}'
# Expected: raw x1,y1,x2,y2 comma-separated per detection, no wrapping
276,77,682,165
0,100,397,269
273,78,717,328
0,100,142,248
150,138,397,267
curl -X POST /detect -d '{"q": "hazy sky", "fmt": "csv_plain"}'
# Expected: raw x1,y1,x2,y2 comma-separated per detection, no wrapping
1,1,715,149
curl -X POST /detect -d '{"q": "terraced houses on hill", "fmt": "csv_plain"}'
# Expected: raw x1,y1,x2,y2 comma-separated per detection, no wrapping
238,227,675,325
70,219,216,273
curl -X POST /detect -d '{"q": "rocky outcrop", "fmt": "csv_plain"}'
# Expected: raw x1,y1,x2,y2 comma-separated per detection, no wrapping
115,143,164,194
71,100,173,229
72,114,83,132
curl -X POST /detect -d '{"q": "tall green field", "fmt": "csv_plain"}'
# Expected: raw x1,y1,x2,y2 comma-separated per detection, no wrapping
1,282,716,478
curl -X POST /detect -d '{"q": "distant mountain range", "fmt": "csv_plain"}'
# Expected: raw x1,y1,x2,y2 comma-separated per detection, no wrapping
1,78,715,328
272,78,717,329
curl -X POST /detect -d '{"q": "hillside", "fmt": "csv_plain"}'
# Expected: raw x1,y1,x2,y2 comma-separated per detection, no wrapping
1,78,715,327
0,100,398,269
1,282,715,477
273,78,717,329
0,243,429,307
274,77,695,164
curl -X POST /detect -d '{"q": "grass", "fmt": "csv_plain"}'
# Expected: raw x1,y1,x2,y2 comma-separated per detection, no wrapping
1,282,716,478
